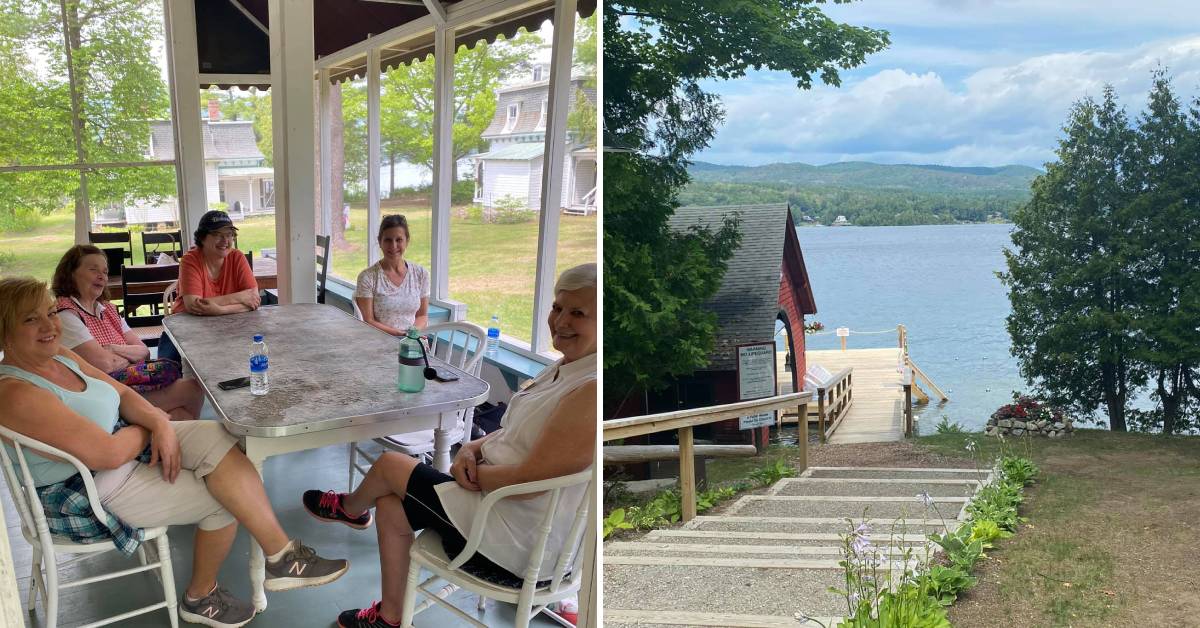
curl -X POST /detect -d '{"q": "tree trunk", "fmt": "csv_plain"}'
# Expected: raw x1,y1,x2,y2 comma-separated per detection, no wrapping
1157,365,1185,435
388,149,396,198
330,82,345,246
1102,362,1127,432
59,0,89,233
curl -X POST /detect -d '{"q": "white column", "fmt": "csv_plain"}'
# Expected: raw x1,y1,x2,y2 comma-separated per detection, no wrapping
164,0,208,248
247,178,255,212
319,68,333,237
429,25,454,301
367,47,382,265
530,0,577,352
269,0,316,304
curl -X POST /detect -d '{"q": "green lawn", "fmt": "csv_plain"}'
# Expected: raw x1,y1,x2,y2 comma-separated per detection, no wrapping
0,204,596,342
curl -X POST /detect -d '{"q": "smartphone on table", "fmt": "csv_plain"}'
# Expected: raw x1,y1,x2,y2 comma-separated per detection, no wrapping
217,376,251,391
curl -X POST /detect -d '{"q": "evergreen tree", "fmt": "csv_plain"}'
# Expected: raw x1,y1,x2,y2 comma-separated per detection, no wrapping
1002,88,1143,431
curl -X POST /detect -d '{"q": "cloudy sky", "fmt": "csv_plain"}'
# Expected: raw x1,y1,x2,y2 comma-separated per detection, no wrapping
695,0,1200,168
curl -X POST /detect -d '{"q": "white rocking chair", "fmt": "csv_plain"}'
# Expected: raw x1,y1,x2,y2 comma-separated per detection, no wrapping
0,425,179,628
401,468,594,628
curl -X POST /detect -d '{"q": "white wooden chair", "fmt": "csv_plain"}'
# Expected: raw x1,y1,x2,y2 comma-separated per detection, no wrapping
400,468,593,628
0,425,179,628
349,321,487,488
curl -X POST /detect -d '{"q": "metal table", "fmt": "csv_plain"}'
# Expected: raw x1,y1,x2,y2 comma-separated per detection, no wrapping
163,303,489,611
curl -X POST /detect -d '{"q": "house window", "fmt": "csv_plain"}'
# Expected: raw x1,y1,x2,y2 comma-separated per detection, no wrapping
502,103,519,133
218,182,226,203
533,66,544,82
259,180,274,209
537,99,547,130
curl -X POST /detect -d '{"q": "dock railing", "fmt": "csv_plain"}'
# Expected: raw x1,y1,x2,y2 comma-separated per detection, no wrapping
603,391,813,522
812,367,853,443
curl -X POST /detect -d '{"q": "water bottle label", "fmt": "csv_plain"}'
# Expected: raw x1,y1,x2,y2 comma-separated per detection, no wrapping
399,356,424,367
487,328,500,338
250,355,269,372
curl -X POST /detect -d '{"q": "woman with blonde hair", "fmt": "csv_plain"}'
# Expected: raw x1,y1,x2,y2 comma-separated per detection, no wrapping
0,277,349,628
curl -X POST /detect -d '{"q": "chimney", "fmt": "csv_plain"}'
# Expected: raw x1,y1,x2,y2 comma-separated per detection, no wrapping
207,98,220,121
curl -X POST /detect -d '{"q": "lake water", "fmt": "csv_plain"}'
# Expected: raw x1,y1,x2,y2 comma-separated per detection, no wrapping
794,223,1023,431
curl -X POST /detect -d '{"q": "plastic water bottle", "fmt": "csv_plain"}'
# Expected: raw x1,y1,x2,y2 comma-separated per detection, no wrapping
250,334,269,395
485,314,501,358
397,327,426,393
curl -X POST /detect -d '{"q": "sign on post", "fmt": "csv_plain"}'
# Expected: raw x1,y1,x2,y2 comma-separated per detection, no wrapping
736,342,777,430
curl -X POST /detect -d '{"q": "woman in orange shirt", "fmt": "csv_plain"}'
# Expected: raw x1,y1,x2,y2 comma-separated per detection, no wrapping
173,210,260,316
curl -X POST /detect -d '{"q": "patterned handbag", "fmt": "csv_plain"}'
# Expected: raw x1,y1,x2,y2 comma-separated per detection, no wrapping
108,359,183,393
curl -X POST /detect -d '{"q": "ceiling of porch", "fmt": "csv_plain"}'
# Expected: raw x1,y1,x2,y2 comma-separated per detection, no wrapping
197,0,597,86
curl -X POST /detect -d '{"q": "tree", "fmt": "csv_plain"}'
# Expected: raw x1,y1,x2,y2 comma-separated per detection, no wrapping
1125,71,1200,435
1002,87,1144,431
566,13,596,147
603,0,889,417
377,34,539,183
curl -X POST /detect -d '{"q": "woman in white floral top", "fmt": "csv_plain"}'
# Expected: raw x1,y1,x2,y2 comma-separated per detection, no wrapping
355,215,430,335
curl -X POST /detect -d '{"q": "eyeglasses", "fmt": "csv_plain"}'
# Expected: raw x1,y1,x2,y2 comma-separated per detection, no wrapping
210,231,236,241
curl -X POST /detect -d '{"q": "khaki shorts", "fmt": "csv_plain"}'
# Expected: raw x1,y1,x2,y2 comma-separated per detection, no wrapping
100,420,239,531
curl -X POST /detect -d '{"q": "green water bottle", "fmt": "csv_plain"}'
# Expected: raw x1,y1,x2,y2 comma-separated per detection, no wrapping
397,327,426,393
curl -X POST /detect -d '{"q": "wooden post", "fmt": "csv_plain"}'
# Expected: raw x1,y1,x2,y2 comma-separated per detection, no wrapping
678,426,697,522
796,402,809,472
840,336,847,351
817,388,827,444
904,384,913,437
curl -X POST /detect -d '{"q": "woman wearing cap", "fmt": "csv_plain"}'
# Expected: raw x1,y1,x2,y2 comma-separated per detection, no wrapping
174,210,260,316
50,244,205,420
355,215,429,335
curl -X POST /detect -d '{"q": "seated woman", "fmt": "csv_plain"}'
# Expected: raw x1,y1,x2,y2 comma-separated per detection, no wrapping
50,244,204,420
174,209,260,316
0,277,349,628
355,215,429,335
305,263,596,628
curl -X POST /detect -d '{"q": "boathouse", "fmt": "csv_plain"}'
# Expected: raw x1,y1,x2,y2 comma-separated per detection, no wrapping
649,203,818,444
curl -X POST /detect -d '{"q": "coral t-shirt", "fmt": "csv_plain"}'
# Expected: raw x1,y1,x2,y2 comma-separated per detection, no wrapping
172,247,257,314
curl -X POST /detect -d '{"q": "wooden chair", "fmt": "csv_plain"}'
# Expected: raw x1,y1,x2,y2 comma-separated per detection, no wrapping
400,469,593,628
316,234,331,304
348,322,487,488
141,230,183,264
0,425,179,628
120,265,179,347
89,231,133,278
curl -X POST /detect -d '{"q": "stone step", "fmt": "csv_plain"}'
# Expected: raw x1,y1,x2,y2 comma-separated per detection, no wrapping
604,609,844,627
603,563,857,618
772,478,980,498
727,495,968,520
604,541,929,561
805,467,988,481
684,515,953,536
640,529,928,547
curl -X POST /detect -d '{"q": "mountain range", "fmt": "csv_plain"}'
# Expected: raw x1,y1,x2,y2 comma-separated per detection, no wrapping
681,161,1041,225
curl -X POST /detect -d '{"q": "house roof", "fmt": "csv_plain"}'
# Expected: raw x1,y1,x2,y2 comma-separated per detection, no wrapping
474,142,544,161
668,203,816,371
218,166,275,177
481,78,595,139
150,121,264,162
195,0,597,87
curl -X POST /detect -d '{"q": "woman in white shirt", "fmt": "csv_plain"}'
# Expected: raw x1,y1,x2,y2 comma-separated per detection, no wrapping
355,215,430,335
304,264,596,628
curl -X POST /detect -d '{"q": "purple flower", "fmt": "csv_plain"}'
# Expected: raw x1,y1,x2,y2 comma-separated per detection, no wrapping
917,491,936,507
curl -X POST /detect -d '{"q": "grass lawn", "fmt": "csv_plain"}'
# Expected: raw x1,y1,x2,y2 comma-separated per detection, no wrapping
0,201,596,342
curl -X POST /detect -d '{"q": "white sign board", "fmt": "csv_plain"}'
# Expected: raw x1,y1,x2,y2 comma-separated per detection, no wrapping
737,342,777,430
836,327,850,337
739,412,775,430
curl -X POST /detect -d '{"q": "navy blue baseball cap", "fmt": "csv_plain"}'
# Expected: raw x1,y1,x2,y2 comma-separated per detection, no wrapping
198,210,237,233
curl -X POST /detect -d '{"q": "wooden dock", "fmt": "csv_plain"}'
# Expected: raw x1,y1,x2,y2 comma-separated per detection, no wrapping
805,348,907,443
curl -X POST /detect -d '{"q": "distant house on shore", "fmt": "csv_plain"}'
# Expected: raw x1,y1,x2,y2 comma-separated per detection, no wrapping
831,214,852,226
94,99,274,228
617,203,818,447
472,64,597,215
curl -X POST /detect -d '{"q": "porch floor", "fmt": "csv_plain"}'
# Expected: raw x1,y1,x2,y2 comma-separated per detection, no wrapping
2,434,560,627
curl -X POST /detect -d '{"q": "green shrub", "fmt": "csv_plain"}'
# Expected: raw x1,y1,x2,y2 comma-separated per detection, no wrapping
921,564,977,606
602,508,634,539
748,459,796,487
934,415,965,434
1000,455,1039,486
488,195,536,224
842,582,952,628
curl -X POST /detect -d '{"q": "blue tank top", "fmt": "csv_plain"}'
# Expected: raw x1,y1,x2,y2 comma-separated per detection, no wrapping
0,356,121,486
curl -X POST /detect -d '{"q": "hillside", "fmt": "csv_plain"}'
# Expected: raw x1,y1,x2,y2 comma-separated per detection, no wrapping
682,161,1040,225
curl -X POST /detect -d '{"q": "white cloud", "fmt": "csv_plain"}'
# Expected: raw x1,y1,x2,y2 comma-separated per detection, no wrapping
698,35,1200,167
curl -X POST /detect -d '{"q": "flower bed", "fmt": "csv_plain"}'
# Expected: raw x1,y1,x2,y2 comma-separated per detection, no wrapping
986,394,1075,438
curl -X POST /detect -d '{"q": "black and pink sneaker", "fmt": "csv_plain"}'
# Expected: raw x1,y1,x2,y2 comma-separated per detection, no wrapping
337,601,401,628
302,490,373,529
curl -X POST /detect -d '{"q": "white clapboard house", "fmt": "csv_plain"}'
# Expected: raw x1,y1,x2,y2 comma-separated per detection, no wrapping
472,65,596,215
